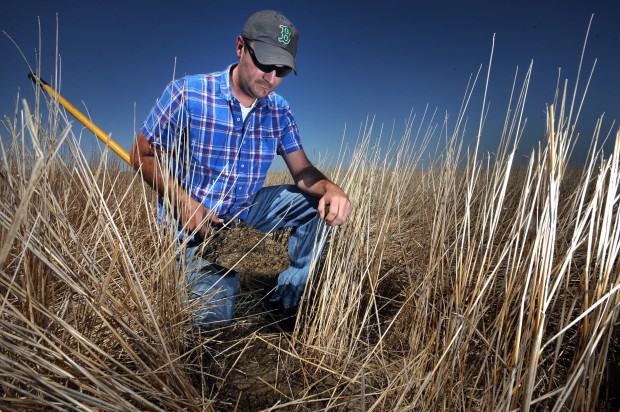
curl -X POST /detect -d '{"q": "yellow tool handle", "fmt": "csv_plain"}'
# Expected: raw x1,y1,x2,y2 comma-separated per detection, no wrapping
28,73,131,165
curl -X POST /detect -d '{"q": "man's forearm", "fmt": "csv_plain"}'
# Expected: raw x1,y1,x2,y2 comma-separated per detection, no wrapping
130,134,222,235
293,164,332,197
130,133,180,201
135,154,189,208
298,165,351,226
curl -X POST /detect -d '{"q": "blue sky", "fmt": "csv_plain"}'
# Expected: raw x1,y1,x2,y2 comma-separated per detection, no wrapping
1,1,619,167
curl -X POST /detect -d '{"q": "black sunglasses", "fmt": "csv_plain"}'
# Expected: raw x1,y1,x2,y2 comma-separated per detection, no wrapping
243,38,292,78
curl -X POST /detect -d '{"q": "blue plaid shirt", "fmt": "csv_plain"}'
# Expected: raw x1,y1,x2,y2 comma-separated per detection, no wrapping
141,65,303,223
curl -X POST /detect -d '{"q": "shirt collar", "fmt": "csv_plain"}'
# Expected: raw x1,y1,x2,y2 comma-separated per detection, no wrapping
220,64,270,109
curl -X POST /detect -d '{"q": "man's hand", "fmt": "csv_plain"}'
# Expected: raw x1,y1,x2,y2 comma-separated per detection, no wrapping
177,189,223,238
131,133,223,238
282,149,353,227
318,184,352,227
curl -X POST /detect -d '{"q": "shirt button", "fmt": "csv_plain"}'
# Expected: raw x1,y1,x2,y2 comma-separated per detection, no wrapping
241,164,245,168
236,117,240,121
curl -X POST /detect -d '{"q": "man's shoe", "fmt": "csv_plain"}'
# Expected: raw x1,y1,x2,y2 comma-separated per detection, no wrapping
265,300,298,333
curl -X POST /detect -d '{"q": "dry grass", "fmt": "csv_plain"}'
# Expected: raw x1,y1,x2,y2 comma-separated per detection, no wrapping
1,28,619,411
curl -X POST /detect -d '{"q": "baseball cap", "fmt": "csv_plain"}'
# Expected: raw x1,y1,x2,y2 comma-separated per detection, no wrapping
241,10,299,75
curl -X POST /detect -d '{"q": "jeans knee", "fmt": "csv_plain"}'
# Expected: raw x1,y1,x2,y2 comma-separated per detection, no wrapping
194,300,235,327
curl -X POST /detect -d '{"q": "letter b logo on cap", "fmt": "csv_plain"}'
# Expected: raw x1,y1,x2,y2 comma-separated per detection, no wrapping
278,25,291,44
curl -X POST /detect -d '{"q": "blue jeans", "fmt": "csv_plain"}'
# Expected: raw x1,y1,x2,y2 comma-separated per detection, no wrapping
183,185,326,327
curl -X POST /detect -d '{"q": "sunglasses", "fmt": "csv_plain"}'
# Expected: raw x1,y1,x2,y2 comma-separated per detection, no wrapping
243,38,293,78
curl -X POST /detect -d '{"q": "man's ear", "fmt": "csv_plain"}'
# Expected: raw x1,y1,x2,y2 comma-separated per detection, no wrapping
236,36,244,58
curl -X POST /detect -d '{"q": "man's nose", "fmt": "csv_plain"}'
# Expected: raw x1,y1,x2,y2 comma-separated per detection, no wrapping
262,70,276,82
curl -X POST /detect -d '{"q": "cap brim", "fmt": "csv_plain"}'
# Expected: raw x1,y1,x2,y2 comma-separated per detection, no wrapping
252,40,297,75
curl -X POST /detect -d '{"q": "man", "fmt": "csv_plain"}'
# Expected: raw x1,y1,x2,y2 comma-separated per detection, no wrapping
130,10,352,328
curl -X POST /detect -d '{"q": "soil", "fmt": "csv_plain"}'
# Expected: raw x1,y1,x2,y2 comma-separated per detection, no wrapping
201,224,290,276
189,223,366,411
184,273,330,411
190,301,360,411
190,222,620,411
191,226,320,410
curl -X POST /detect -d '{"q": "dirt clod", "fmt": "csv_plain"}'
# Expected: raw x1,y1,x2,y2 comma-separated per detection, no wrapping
201,224,290,276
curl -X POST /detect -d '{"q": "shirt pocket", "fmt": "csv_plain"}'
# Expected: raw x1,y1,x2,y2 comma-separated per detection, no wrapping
258,137,279,174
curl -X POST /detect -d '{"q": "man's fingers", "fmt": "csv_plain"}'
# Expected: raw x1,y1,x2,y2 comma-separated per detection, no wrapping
325,203,338,224
181,193,224,236
324,199,347,226
319,192,352,227
318,197,327,220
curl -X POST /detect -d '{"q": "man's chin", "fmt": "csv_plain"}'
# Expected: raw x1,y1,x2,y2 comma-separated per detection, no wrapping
253,85,274,98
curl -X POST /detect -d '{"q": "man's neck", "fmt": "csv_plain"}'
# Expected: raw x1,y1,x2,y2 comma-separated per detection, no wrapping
230,66,255,108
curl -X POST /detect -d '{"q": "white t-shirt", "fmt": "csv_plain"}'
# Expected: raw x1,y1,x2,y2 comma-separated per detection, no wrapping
240,100,257,121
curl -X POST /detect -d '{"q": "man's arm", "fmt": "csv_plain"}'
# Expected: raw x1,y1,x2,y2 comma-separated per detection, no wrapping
129,132,167,194
282,149,352,226
129,132,222,237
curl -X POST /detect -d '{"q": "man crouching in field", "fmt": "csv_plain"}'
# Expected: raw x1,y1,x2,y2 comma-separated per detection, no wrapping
129,10,352,329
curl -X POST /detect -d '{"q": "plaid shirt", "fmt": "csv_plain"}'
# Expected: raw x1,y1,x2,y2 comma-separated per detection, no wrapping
141,65,303,223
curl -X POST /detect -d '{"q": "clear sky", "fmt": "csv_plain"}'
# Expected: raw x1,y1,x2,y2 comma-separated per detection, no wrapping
1,1,619,167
